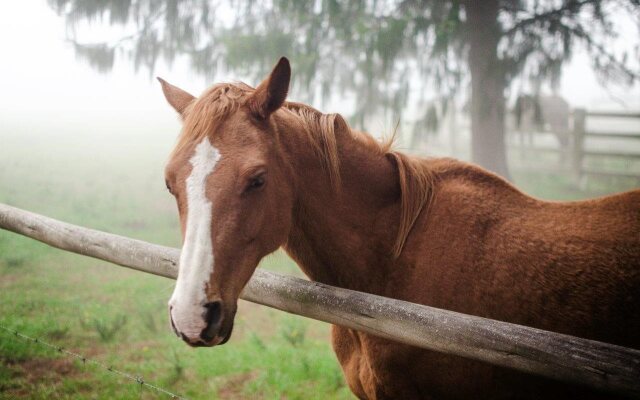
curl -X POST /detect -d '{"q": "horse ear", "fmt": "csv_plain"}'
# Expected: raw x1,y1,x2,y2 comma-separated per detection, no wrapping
249,57,291,119
157,77,195,118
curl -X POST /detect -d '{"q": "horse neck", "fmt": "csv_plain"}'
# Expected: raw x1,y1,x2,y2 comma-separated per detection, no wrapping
274,112,402,293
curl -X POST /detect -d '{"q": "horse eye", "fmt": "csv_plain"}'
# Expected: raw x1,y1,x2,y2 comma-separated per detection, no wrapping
246,175,265,192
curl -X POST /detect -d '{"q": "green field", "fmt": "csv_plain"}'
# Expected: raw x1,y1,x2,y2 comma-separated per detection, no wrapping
0,128,636,399
0,129,351,399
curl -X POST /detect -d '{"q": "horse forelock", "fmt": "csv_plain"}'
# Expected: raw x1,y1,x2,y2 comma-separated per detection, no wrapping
171,82,254,158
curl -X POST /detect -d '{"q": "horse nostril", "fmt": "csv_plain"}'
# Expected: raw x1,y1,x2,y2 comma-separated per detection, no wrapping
204,301,222,326
200,301,223,342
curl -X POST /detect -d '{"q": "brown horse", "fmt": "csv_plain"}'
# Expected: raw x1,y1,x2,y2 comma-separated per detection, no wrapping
159,58,640,399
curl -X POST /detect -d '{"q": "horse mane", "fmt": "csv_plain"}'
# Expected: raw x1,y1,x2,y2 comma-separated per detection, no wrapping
173,82,434,257
281,103,434,257
386,151,434,257
281,103,344,190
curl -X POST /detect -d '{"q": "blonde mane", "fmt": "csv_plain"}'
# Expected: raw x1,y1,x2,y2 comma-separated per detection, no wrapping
173,82,434,257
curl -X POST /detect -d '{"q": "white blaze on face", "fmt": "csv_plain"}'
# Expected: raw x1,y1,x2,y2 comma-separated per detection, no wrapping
169,138,221,339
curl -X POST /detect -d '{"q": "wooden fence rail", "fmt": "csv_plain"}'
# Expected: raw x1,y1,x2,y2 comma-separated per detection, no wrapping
571,109,640,184
507,109,640,184
1,203,639,398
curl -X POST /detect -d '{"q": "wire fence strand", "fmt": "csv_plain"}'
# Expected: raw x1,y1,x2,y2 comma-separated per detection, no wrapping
0,324,187,399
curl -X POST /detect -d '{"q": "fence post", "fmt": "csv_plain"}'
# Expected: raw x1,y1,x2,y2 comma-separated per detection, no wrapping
571,108,586,186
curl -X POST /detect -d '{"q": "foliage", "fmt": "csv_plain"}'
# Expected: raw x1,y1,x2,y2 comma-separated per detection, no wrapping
47,0,640,129
165,349,184,385
139,310,158,333
279,317,307,347
81,314,128,342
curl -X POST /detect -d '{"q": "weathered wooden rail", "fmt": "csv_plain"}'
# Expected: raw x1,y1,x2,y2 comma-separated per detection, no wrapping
1,203,639,397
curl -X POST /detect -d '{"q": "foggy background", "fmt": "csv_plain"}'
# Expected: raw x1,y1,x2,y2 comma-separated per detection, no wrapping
2,1,639,188
0,1,639,399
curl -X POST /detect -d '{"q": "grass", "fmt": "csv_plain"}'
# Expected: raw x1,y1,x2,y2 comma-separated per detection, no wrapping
0,127,635,399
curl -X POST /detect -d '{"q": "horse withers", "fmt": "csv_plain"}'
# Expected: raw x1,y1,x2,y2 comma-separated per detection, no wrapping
159,58,640,399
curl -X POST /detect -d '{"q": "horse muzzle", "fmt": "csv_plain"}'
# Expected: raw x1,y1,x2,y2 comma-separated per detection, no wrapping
169,300,236,347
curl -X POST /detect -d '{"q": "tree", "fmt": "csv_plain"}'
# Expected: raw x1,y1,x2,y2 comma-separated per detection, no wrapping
49,0,640,179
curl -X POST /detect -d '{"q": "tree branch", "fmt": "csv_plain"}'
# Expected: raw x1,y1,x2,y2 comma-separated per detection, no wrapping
503,0,600,36
567,24,640,81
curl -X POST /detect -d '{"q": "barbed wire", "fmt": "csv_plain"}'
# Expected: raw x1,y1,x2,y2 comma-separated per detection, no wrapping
0,324,187,399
